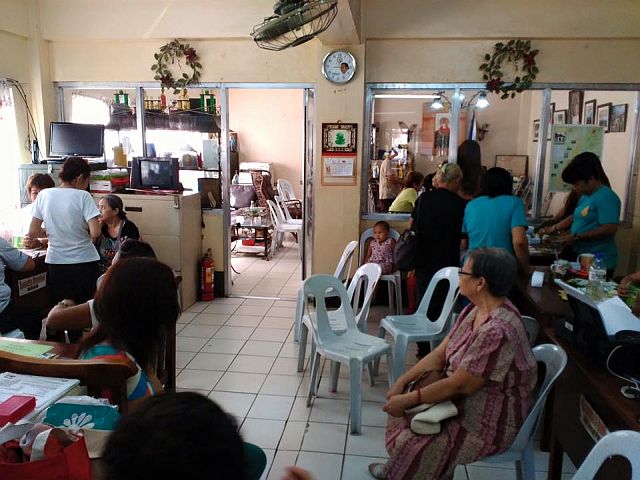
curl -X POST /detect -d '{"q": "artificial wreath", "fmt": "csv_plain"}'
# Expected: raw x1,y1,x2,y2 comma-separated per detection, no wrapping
151,39,202,95
480,40,539,99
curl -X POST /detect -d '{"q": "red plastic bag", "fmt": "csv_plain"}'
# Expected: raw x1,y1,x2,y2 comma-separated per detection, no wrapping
0,435,91,480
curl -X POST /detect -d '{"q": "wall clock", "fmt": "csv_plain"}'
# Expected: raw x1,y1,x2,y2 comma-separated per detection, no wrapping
322,50,356,84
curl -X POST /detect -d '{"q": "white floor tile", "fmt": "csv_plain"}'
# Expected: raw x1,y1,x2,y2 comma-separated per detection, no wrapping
176,336,208,352
187,352,236,371
261,374,303,396
259,448,275,480
203,303,240,315
213,326,256,340
360,402,388,427
278,420,307,451
345,426,388,457
266,450,299,480
226,314,263,327
201,338,246,354
215,371,267,394
296,452,342,480
466,465,547,480
251,328,291,342
229,355,275,374
177,312,197,324
240,340,283,357
212,297,245,305
454,465,469,480
267,306,297,318
248,394,295,421
242,298,275,307
279,343,306,359
308,398,350,424
260,317,295,329
236,305,270,316
240,418,286,449
191,313,229,325
301,422,347,454
176,369,223,391
178,324,220,338
341,455,388,480
270,357,302,375
208,391,256,419
176,351,195,369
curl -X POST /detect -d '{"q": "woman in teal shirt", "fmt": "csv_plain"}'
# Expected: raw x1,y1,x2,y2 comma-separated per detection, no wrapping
554,153,620,275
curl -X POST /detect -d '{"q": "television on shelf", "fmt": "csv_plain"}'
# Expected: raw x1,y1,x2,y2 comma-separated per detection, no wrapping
49,122,105,157
130,157,180,191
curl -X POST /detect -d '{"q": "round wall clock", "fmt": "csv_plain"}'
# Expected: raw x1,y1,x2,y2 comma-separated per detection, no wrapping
322,50,356,84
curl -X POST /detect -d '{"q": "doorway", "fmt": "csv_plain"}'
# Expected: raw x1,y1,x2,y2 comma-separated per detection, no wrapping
222,85,315,299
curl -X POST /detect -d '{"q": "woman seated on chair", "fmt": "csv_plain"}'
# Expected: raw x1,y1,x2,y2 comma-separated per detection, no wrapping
369,248,537,480
78,257,180,411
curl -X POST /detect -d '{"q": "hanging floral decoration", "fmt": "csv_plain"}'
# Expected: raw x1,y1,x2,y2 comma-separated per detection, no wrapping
480,40,539,99
151,39,202,95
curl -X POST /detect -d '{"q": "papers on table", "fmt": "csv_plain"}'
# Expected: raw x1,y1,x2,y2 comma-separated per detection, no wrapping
0,373,80,415
0,340,52,357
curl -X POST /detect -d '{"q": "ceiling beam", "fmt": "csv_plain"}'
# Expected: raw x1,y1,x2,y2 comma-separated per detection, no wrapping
318,0,362,46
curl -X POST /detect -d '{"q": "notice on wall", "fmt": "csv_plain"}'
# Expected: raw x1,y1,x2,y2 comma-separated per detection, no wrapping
321,156,356,185
549,125,604,192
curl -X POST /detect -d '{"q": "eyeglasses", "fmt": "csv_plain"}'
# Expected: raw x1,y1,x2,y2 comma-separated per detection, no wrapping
458,268,474,277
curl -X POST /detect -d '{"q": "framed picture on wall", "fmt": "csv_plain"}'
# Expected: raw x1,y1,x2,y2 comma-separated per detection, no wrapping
533,120,540,142
609,104,628,132
597,103,612,132
321,122,357,154
583,100,597,125
568,90,584,124
553,110,567,125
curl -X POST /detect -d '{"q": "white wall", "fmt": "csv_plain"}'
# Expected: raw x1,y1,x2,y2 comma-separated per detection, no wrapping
228,89,304,199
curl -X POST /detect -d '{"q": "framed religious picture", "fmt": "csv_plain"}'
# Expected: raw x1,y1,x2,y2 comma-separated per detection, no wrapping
553,110,567,125
533,119,540,142
568,90,584,124
609,104,628,132
321,122,357,154
583,100,597,125
597,103,612,133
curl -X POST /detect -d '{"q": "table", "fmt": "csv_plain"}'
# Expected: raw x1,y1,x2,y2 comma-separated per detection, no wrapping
0,337,79,358
512,267,571,329
231,219,274,260
544,328,640,479
5,248,54,317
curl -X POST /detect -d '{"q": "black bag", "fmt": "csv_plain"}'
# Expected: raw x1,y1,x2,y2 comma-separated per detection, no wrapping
394,229,418,271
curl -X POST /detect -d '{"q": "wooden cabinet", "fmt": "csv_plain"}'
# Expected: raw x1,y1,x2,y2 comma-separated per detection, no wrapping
92,192,202,308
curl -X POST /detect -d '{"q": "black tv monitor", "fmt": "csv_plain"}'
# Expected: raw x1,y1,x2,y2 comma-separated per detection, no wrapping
131,157,180,190
49,122,105,157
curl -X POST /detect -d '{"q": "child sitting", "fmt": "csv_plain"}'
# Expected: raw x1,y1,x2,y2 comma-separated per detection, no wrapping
364,221,395,274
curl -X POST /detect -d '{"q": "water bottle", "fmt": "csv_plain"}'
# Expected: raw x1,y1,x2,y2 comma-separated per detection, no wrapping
587,254,607,301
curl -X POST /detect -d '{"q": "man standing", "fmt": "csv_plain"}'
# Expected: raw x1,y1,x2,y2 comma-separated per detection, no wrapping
378,149,401,212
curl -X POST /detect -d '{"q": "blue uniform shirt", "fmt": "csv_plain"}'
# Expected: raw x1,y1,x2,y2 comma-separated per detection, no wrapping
571,185,620,269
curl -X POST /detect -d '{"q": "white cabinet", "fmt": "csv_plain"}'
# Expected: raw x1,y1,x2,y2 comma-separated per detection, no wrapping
92,192,202,308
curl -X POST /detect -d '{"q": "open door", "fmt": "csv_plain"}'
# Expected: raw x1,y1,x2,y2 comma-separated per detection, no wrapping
302,88,315,279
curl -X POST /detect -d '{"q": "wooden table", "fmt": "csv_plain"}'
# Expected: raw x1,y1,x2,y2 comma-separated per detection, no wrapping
5,248,54,317
231,221,274,260
544,328,640,479
0,337,79,358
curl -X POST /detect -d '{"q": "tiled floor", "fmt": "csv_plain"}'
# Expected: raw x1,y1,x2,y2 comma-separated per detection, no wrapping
176,239,577,480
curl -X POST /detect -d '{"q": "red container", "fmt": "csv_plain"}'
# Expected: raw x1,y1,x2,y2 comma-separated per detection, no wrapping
0,395,36,426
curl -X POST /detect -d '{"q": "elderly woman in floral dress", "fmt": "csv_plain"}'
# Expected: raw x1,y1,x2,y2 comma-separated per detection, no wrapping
369,248,538,480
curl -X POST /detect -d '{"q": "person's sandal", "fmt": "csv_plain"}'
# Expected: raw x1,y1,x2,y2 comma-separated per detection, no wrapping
368,462,388,479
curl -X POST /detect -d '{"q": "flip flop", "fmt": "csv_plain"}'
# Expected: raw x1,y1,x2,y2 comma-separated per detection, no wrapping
368,462,388,479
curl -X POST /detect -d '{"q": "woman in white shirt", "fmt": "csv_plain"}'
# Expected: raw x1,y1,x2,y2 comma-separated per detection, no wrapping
28,157,101,304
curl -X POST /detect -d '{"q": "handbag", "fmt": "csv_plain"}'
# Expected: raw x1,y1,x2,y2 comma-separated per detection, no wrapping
402,370,459,435
394,229,418,271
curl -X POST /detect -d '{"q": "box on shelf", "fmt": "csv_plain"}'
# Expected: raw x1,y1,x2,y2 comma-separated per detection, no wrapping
90,170,130,193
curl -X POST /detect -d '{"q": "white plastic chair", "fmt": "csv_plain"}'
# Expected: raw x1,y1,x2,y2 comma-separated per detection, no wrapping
375,266,460,380
277,178,297,201
266,200,302,257
468,343,567,480
297,262,381,373
358,227,402,314
521,315,539,346
573,430,640,480
294,240,358,344
275,195,302,225
303,274,393,434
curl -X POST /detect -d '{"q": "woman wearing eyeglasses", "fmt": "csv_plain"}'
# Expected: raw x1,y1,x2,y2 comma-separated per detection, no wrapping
369,248,537,480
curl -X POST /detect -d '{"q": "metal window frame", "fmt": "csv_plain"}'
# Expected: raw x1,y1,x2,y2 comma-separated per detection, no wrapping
361,82,640,224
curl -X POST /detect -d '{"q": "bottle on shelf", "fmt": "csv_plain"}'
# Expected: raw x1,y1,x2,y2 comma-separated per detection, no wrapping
160,92,167,110
587,253,607,301
232,170,239,185
208,92,216,114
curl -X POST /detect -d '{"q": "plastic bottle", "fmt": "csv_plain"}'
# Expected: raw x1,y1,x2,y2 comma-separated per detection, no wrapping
587,254,607,301
232,171,239,185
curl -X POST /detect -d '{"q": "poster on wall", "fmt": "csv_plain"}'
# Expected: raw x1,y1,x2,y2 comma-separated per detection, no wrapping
549,125,604,192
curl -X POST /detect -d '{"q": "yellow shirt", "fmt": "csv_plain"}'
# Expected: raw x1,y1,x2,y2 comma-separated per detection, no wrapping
389,188,418,213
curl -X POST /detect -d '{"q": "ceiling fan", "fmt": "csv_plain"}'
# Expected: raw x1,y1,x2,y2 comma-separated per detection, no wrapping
251,0,338,51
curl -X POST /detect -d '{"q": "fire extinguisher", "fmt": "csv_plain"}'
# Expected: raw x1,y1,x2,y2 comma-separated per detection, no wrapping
200,248,215,301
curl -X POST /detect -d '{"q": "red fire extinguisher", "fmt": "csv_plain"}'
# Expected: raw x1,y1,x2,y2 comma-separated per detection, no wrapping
200,248,215,301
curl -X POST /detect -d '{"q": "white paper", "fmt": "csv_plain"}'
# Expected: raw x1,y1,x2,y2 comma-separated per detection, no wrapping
531,271,544,287
0,373,80,414
597,296,640,336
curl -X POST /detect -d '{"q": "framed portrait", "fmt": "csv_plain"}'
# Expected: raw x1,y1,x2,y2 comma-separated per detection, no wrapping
553,110,567,125
321,122,357,154
533,119,540,142
583,100,597,125
597,103,612,133
609,104,628,133
568,90,584,124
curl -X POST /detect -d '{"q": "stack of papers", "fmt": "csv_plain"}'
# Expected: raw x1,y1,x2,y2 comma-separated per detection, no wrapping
0,373,80,416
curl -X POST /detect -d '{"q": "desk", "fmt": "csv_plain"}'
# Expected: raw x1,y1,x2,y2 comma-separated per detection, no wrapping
5,248,53,317
511,268,571,329
0,337,78,358
545,328,640,479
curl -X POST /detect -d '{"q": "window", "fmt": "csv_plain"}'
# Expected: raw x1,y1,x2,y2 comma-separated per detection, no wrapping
0,85,21,218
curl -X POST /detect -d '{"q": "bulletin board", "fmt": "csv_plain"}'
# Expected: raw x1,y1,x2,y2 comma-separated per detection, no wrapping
321,156,356,185
548,125,604,192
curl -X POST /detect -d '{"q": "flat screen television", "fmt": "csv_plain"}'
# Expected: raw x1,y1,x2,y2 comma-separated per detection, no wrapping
49,122,105,157
131,157,180,191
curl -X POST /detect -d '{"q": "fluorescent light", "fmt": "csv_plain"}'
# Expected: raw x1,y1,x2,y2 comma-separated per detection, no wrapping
375,94,441,99
475,92,489,109
430,98,444,110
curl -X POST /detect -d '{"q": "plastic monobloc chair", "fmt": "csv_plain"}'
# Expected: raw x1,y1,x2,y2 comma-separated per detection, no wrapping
573,430,640,480
275,195,302,225
521,315,539,346
266,199,302,257
297,262,381,373
358,227,402,314
375,266,460,380
294,240,358,345
277,178,297,201
468,343,567,480
303,274,393,435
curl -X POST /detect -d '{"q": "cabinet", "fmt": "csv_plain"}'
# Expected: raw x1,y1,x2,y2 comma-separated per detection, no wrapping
92,192,202,308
